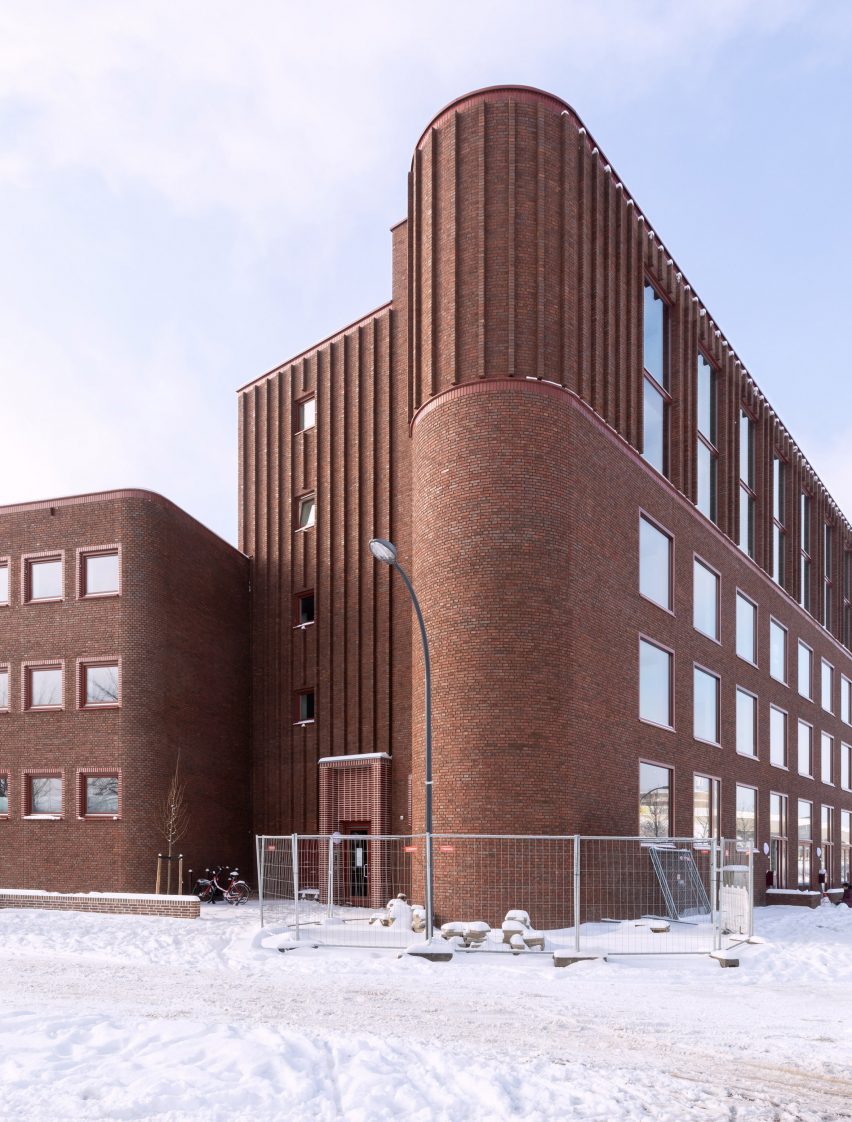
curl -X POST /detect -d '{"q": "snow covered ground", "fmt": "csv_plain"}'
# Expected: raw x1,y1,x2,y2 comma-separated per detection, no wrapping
3,902,852,1122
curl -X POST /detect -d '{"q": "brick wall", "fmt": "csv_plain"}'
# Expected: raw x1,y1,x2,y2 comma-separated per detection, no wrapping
0,889,199,918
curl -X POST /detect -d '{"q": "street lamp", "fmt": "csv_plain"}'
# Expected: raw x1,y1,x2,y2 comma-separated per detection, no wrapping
369,537,434,940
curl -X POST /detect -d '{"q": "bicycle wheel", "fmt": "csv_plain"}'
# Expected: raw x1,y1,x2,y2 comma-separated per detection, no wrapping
230,881,250,905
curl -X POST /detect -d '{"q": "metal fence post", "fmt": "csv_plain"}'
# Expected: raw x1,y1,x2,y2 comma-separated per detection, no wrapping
710,836,719,951
425,832,434,941
326,835,335,918
257,835,265,928
291,833,300,939
747,845,754,939
573,835,581,952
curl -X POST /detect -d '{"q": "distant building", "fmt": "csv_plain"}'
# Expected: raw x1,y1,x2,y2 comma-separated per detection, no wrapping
0,490,250,892
3,87,851,901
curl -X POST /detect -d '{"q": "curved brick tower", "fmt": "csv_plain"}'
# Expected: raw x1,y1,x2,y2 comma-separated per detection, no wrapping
409,88,583,837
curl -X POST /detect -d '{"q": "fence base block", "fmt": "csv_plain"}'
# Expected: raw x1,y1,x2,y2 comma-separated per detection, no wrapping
403,940,454,963
710,950,739,968
552,952,599,968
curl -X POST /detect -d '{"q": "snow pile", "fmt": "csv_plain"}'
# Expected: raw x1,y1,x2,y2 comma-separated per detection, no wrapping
1,903,851,1120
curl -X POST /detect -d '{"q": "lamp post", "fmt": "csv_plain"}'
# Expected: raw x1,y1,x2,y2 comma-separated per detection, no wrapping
369,537,434,940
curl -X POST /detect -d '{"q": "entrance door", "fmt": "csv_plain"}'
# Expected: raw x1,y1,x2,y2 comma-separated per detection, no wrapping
341,822,369,902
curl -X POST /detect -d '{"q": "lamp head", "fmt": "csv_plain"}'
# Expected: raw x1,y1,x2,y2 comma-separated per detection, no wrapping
369,537,397,566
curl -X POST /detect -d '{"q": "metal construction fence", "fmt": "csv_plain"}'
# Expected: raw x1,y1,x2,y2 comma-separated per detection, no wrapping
256,833,753,956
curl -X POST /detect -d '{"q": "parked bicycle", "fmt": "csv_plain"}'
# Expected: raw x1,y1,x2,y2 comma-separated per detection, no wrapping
192,866,250,905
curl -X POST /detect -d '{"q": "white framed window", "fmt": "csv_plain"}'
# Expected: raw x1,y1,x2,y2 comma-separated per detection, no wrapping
0,666,9,711
842,676,852,725
798,799,813,888
0,559,8,606
693,665,720,745
297,494,316,531
639,515,672,612
24,555,63,603
821,660,834,714
735,784,757,852
693,558,720,642
798,640,813,700
296,394,316,433
735,688,758,758
769,705,787,769
769,619,787,684
642,283,670,478
841,742,851,791
821,732,834,786
639,760,672,838
693,773,720,841
736,592,757,664
639,639,673,728
798,719,813,777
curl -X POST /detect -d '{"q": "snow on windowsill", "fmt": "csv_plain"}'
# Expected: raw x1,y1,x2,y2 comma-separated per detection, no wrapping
23,814,62,821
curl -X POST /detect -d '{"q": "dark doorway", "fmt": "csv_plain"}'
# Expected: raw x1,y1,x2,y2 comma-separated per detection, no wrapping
341,822,369,901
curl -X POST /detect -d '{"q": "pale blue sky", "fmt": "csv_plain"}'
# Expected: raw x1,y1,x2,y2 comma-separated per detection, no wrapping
1,1,850,544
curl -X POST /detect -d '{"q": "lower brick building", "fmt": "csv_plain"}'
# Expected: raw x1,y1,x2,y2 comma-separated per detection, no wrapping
0,490,250,892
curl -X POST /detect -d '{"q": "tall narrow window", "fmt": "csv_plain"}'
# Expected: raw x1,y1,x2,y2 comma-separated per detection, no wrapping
821,807,833,885
0,774,7,816
842,676,852,726
696,354,718,522
738,410,755,558
797,640,813,700
770,792,787,888
295,590,315,627
642,283,669,477
0,666,8,711
693,774,720,840
769,619,787,684
800,492,812,612
0,560,8,605
736,688,758,758
297,494,316,531
736,593,757,664
693,559,720,641
797,799,812,888
772,455,786,586
841,809,851,883
639,761,672,838
769,705,787,768
735,785,757,852
693,666,720,745
639,639,673,728
842,743,852,791
295,689,316,724
296,394,316,433
844,550,852,651
823,523,833,631
821,660,834,714
821,732,834,785
797,719,813,777
639,516,672,611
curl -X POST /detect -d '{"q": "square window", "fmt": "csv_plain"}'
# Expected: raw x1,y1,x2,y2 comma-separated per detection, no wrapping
297,395,316,432
735,688,757,758
25,665,63,710
0,667,8,711
81,550,120,597
693,665,720,745
797,641,813,700
295,591,315,627
736,593,757,664
0,560,8,605
83,775,119,816
0,774,8,815
296,689,315,724
297,495,316,531
639,761,671,838
81,662,120,708
25,556,63,602
639,639,673,728
639,516,672,611
693,559,720,642
29,775,63,816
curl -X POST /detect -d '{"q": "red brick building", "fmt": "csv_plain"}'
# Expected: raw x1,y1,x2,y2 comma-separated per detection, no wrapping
240,86,852,899
0,490,250,892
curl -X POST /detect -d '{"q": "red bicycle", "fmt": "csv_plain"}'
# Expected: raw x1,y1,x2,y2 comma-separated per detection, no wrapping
193,866,250,905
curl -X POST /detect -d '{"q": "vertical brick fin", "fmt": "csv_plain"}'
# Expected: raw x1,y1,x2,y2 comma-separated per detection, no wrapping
506,100,516,378
559,118,571,390
535,104,546,381
428,127,439,399
576,141,588,403
479,102,487,380
452,112,460,385
588,155,599,413
412,149,423,412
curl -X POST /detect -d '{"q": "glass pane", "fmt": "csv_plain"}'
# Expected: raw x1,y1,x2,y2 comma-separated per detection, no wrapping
822,662,834,712
821,734,833,784
0,776,7,815
86,665,119,705
639,641,671,726
298,497,316,529
31,777,62,815
299,691,315,721
800,555,810,610
0,564,8,604
642,379,666,474
736,594,756,663
798,799,812,840
86,776,118,814
693,667,719,743
842,679,850,725
798,642,812,698
843,745,851,790
735,785,756,850
739,412,753,486
30,668,62,707
639,762,671,838
299,397,316,431
30,559,62,600
84,553,119,595
769,707,786,767
770,621,786,683
0,670,8,709
696,442,717,522
798,721,812,776
693,774,711,839
773,457,785,524
693,560,719,641
643,284,665,387
639,517,671,610
770,793,783,837
736,689,757,757
772,525,784,585
298,593,315,625
697,355,716,443
738,488,754,557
